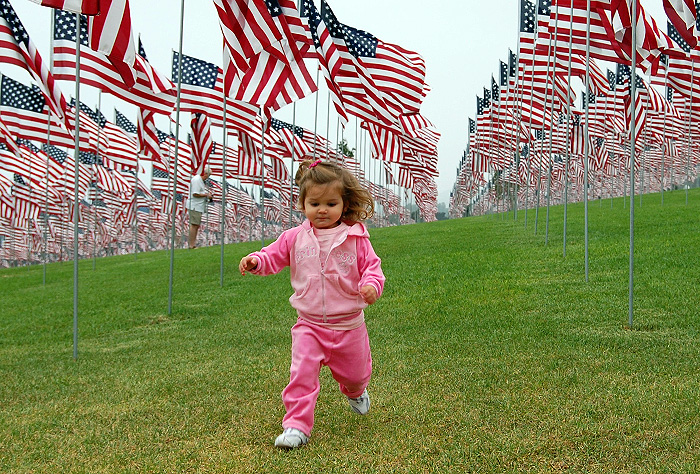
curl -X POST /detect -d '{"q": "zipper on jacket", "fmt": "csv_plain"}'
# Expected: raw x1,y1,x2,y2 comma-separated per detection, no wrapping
316,226,349,324
321,268,327,323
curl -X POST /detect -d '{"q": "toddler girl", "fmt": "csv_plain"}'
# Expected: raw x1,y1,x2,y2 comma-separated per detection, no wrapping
239,158,385,449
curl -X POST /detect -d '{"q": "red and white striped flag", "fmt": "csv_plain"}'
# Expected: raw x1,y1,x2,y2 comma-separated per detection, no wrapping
663,0,698,49
190,113,214,176
137,109,162,162
0,111,20,157
27,0,99,15
215,0,317,114
0,0,70,130
53,9,176,114
88,0,137,87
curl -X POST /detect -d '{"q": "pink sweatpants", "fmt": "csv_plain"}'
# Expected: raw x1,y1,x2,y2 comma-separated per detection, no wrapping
281,318,372,436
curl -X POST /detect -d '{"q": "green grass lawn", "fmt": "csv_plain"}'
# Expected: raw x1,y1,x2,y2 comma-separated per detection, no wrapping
2,189,700,473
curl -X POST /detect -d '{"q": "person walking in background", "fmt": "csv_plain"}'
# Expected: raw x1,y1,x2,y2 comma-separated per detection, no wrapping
187,166,212,249
239,159,385,449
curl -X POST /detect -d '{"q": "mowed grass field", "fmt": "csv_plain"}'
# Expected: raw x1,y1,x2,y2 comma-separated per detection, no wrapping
1,189,699,473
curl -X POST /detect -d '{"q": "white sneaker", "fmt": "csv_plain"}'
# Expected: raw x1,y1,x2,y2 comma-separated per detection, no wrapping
347,389,370,415
274,428,309,449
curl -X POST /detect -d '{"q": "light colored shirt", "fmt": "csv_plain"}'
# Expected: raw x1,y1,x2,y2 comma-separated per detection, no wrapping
187,174,207,212
314,223,348,270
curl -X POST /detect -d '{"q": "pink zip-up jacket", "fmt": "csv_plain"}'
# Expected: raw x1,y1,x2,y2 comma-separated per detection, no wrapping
247,220,385,328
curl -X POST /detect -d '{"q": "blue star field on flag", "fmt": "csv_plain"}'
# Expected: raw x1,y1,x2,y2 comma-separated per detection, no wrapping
115,110,137,134
0,75,45,112
172,52,218,89
43,144,67,165
320,0,377,59
270,117,304,138
53,9,89,46
520,0,536,34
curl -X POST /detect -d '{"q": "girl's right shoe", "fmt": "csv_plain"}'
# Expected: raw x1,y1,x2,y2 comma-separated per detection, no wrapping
274,428,309,449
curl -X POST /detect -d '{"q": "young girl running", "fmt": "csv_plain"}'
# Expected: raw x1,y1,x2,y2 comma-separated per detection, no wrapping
239,158,385,449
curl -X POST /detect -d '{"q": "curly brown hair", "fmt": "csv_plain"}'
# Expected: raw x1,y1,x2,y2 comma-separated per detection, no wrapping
295,159,374,223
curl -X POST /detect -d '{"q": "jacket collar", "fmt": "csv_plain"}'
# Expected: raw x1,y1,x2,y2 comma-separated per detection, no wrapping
301,219,369,238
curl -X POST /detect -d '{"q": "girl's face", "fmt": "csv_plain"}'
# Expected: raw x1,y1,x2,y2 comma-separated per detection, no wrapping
303,182,345,229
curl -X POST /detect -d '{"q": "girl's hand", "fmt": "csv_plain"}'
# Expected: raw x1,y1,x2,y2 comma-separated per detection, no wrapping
360,285,378,304
239,256,258,275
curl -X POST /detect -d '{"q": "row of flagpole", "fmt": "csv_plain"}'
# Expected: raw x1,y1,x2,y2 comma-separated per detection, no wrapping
2,0,433,360
457,0,677,327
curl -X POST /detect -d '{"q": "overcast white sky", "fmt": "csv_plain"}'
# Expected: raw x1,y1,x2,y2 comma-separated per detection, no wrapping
5,0,671,204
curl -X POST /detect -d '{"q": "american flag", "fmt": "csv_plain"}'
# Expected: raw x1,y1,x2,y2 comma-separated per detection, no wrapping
172,52,261,138
27,0,99,14
491,76,500,104
115,109,137,135
88,0,137,88
102,121,138,170
15,139,55,188
0,136,30,179
43,144,67,166
11,172,40,222
323,0,426,116
302,0,425,126
0,75,75,148
0,110,20,157
137,109,161,162
52,9,176,114
68,99,110,153
366,121,403,162
300,0,350,125
150,165,172,193
215,0,316,114
237,131,264,178
663,0,698,49
0,0,70,130
190,113,214,176
270,117,312,159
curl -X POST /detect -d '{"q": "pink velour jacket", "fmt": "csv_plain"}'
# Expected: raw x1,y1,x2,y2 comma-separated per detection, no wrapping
247,220,385,328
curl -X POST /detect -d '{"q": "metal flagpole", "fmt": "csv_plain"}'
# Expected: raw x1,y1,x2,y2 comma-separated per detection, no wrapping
583,0,592,282
72,12,82,360
220,93,228,287
326,91,330,158
44,10,55,284
640,94,649,207
628,0,638,328
290,103,296,228
686,61,694,206
166,120,174,249
562,0,574,258
260,119,267,248
133,146,139,259
94,91,102,269
535,1,557,236
168,0,186,316
545,1,561,246
313,68,320,159
520,3,538,228
43,110,52,284
660,59,669,206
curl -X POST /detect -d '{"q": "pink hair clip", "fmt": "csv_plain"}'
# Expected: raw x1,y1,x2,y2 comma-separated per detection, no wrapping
309,159,322,168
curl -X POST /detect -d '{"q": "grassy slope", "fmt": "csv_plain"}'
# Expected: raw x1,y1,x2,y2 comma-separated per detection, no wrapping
1,189,699,473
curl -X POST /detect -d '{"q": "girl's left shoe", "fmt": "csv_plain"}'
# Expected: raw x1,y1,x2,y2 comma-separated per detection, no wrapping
274,428,309,449
347,389,370,415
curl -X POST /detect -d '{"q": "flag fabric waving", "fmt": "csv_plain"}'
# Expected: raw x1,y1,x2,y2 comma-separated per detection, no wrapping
190,113,214,176
26,0,98,14
214,0,317,114
0,0,70,130
87,0,138,87
663,0,699,49
52,9,176,114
